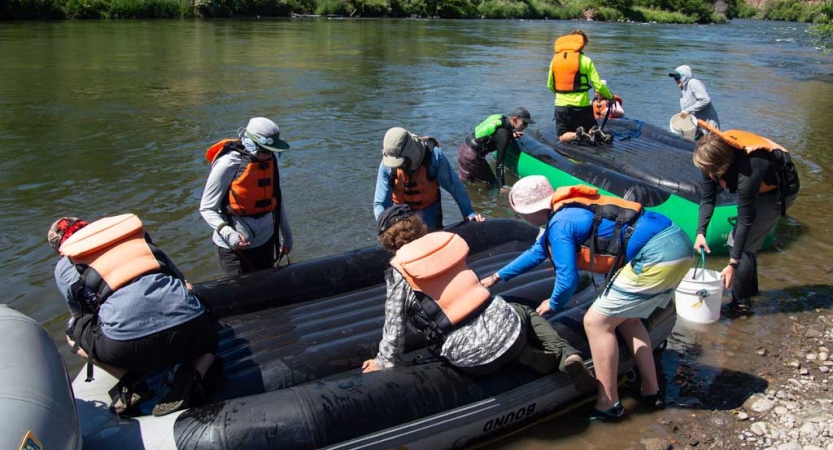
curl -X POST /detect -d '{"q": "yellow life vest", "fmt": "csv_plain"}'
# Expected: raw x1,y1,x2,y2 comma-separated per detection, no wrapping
391,231,490,338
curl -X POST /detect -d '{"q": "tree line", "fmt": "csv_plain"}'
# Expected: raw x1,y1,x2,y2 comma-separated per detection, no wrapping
1,0,831,41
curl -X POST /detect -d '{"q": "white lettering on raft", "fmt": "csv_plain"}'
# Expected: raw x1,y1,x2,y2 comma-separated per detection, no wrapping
482,403,536,432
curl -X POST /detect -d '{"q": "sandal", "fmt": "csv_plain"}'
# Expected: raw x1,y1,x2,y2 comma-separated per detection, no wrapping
108,379,154,416
638,391,666,410
152,365,205,417
590,402,625,421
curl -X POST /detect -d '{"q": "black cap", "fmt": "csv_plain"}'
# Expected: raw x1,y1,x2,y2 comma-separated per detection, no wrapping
377,204,414,235
509,107,535,124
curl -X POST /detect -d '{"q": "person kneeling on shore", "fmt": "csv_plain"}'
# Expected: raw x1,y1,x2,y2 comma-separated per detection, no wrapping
362,205,594,391
49,214,218,417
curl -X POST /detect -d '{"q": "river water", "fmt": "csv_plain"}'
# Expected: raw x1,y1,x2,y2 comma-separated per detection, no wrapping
1,18,831,448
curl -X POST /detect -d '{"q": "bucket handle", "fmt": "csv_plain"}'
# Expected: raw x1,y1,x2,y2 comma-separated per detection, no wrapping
692,248,707,280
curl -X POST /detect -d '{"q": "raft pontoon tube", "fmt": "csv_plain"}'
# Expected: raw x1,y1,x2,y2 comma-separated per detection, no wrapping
5,220,676,450
507,119,776,254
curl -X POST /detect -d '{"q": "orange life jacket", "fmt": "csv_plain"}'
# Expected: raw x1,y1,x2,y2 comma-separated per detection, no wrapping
550,35,590,94
391,231,491,340
206,139,281,217
60,214,173,307
593,95,624,119
698,120,800,214
391,143,439,211
547,185,643,279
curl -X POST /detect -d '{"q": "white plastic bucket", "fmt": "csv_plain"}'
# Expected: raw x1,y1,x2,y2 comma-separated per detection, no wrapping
669,113,698,140
674,268,724,324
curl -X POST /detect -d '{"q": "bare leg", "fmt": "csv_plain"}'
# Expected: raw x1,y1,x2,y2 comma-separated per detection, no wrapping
583,308,626,411
67,335,126,379
618,318,660,396
559,132,578,144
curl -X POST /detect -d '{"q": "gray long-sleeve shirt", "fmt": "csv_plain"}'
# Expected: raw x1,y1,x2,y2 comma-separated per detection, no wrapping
676,65,720,129
374,267,521,369
199,150,292,251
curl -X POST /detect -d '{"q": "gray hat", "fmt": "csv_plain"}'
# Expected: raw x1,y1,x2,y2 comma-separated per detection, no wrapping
382,127,424,171
239,117,290,153
509,107,535,125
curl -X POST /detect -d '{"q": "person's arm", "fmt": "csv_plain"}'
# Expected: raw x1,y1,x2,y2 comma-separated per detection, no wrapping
199,154,243,246
434,149,477,219
373,269,411,369
373,163,394,220
696,172,719,237
547,221,581,311
682,79,712,114
496,230,550,282
729,155,771,261
585,57,612,100
547,66,557,96
54,257,83,318
492,127,513,188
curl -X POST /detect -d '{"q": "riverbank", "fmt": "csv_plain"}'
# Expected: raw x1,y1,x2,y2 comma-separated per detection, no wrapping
641,309,833,450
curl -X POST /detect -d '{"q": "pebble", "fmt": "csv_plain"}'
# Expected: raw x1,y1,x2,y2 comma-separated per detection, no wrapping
738,412,750,421
820,352,830,362
808,353,818,361
751,422,769,436
778,442,802,450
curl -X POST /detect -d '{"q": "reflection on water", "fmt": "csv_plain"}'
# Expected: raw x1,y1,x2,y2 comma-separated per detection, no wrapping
1,17,831,449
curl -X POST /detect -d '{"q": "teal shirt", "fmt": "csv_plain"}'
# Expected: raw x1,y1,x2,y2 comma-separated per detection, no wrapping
547,54,611,107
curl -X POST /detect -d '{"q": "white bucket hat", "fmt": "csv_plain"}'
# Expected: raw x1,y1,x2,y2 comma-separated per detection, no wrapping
238,117,290,153
509,175,555,214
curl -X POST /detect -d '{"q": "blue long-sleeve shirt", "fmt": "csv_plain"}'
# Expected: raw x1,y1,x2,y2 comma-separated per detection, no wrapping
373,146,477,228
497,208,671,311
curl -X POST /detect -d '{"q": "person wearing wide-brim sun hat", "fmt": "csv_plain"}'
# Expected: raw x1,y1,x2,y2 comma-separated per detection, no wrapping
481,175,693,421
200,117,294,278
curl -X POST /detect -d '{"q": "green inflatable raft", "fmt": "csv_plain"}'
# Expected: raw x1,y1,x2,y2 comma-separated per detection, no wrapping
505,118,774,255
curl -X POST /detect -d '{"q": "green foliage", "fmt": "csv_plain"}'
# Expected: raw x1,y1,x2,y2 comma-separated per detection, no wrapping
592,5,624,20
628,5,696,23
761,0,812,22
436,0,477,17
597,0,632,11
809,1,832,53
525,0,582,19
477,0,529,18
736,0,758,18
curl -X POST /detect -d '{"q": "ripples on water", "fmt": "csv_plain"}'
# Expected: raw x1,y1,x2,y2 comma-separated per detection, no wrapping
0,17,831,448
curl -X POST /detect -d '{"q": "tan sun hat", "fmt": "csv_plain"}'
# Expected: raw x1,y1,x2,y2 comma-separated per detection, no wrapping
509,175,555,214
382,127,424,170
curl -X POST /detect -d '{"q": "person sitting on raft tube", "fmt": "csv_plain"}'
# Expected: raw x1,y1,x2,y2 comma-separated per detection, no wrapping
481,177,693,420
373,127,484,231
457,107,535,190
591,80,624,120
548,30,615,146
48,214,217,417
669,65,720,131
692,122,799,315
200,117,293,278
362,204,595,390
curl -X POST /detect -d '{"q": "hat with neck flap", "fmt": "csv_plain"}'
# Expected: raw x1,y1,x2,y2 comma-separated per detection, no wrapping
382,127,425,172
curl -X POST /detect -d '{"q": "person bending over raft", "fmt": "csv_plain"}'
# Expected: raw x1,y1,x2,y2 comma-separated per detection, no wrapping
481,177,693,420
373,127,484,231
457,107,535,190
362,204,595,391
48,214,217,417
692,121,799,314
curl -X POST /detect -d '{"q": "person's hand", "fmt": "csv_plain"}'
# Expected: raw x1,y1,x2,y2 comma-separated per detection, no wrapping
467,214,485,222
680,111,689,119
536,299,553,316
185,281,195,292
279,245,290,256
513,130,525,139
480,273,500,288
233,233,251,250
721,264,734,290
693,234,710,254
362,359,380,373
